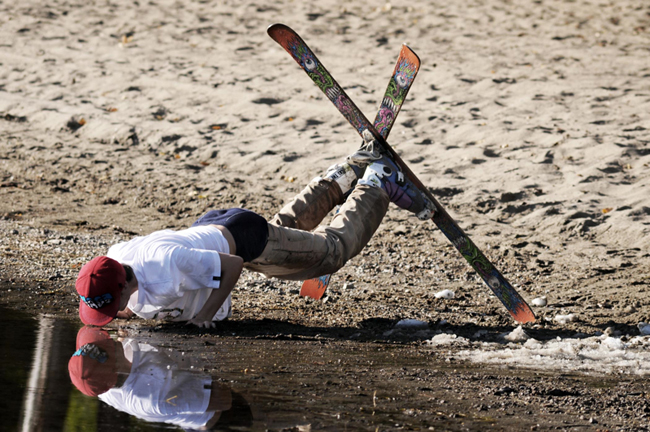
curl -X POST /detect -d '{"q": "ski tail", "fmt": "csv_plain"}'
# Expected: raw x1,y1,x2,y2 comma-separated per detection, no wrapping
299,44,421,299
299,274,331,300
269,24,535,323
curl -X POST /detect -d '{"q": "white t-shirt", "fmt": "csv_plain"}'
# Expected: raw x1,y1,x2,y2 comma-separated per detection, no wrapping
100,339,215,429
107,225,231,321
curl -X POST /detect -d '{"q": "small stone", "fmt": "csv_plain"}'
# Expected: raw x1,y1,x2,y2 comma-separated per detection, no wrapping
604,326,621,337
623,305,636,314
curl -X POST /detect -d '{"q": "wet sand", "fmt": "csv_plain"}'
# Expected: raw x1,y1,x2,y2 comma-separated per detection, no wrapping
1,0,650,429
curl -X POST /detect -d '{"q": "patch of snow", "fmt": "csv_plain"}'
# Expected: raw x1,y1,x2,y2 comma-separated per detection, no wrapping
456,334,650,375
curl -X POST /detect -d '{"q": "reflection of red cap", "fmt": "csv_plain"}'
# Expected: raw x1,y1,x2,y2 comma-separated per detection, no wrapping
76,256,126,326
68,326,118,397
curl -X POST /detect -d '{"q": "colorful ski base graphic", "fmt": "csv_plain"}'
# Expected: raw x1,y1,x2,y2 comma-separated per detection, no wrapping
372,47,420,138
300,274,331,300
268,24,386,141
268,24,535,323
300,44,421,300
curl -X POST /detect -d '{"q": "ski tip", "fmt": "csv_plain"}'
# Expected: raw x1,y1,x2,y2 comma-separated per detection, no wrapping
300,275,331,300
267,23,291,38
401,44,421,64
267,23,284,32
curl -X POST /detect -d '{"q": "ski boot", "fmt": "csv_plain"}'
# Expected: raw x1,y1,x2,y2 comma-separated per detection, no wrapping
321,161,363,197
321,131,384,196
352,131,435,220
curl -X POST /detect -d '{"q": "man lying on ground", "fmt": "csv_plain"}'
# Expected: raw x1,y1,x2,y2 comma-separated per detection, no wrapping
75,133,434,328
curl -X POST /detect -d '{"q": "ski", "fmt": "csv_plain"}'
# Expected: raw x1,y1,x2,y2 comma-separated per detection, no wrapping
268,24,536,323
300,44,421,300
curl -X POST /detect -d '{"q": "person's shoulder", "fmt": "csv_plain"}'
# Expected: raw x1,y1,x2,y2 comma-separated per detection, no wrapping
107,240,130,260
107,231,163,259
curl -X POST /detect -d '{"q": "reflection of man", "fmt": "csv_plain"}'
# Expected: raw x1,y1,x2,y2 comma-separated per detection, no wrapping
68,326,248,430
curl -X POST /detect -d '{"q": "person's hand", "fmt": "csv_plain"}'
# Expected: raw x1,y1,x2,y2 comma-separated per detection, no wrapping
187,318,216,329
116,307,134,319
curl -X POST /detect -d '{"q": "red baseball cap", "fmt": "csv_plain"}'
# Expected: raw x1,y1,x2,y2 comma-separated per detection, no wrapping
76,256,126,326
68,326,118,397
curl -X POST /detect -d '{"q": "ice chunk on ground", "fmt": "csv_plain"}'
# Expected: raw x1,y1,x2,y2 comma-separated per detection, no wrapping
395,319,428,329
434,289,455,299
502,326,530,343
531,296,547,307
601,336,625,351
638,323,650,335
554,313,576,324
426,333,469,346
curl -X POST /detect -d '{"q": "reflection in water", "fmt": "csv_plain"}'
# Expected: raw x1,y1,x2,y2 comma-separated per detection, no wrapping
2,308,426,431
1,308,78,432
0,307,255,431
68,326,252,430
21,316,55,432
3,306,496,431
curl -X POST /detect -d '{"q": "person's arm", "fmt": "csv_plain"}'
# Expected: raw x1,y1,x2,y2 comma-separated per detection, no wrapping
188,253,243,329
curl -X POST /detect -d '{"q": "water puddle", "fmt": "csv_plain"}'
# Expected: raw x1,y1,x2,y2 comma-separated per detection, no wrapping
0,306,477,431
4,306,649,431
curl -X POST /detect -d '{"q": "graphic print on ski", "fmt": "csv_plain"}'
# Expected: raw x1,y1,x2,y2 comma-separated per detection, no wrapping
300,44,421,300
268,24,535,323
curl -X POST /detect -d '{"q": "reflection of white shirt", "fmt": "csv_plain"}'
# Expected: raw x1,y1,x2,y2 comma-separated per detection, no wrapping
100,339,215,429
107,225,231,321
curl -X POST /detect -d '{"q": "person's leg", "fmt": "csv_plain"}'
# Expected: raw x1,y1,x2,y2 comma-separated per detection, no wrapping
271,133,391,231
271,151,374,231
244,183,389,280
269,177,344,231
245,133,432,280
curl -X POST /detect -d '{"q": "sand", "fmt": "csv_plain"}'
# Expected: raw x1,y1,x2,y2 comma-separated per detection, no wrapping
2,1,650,429
1,0,650,353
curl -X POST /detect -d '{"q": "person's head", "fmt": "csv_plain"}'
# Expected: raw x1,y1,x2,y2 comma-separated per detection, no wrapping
68,326,119,396
75,256,135,325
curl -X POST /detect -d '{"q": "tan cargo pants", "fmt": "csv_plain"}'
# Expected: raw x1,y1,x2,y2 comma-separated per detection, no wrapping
244,179,389,280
